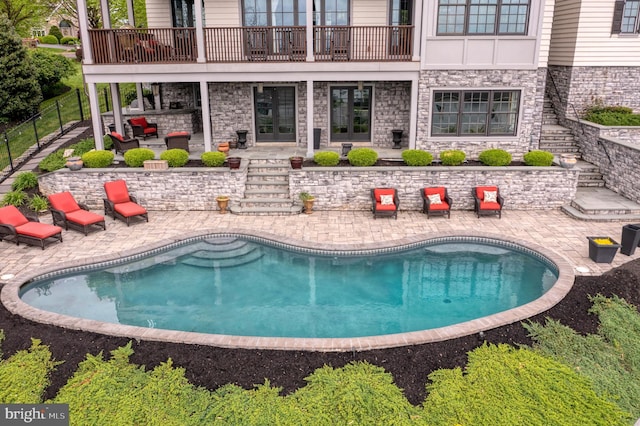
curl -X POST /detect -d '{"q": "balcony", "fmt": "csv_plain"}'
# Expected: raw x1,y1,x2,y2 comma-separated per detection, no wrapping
88,26,414,65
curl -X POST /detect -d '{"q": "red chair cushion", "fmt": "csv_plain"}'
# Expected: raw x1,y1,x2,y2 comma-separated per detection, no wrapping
104,180,131,204
429,202,450,211
114,202,147,218
375,203,397,211
48,192,80,213
476,186,498,201
479,201,501,210
15,222,62,239
424,187,446,200
129,117,149,128
0,205,29,227
167,131,189,137
110,131,125,141
66,210,105,226
373,188,395,203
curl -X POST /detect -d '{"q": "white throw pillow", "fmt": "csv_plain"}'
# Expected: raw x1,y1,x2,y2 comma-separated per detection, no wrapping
380,194,394,205
428,193,442,204
484,190,497,203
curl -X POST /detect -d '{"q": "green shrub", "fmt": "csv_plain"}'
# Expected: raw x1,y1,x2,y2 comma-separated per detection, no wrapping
584,111,640,126
1,190,27,207
72,138,97,156
524,150,554,166
38,35,59,45
60,36,79,45
48,26,63,42
401,149,433,166
0,339,59,404
201,152,226,167
347,148,378,167
28,195,49,213
313,151,340,166
479,149,512,166
11,171,38,191
82,150,114,168
160,149,190,167
38,138,99,172
103,135,114,151
439,149,466,166
123,148,155,167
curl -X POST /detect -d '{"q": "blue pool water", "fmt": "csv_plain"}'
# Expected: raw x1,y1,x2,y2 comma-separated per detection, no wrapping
20,236,558,338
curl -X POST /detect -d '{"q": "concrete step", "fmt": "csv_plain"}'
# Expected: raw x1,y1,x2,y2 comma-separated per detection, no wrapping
246,171,289,182
230,205,303,216
238,197,296,208
181,247,264,268
561,187,640,221
248,163,290,173
244,188,290,197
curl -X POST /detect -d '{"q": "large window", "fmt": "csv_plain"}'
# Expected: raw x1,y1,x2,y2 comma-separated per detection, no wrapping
243,0,306,26
431,90,520,136
437,0,529,35
613,0,640,34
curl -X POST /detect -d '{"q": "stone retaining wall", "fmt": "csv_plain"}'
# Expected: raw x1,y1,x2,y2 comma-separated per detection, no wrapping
564,118,640,204
38,164,578,212
291,165,578,211
38,166,247,211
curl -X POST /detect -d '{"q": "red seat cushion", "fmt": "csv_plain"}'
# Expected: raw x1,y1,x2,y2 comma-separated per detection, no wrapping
373,189,395,203
104,180,132,204
110,131,125,141
66,210,105,226
48,192,80,213
375,203,397,211
114,202,147,218
476,186,498,201
143,127,157,135
15,222,62,239
479,201,501,210
129,117,149,128
0,205,29,227
167,131,190,137
429,202,450,211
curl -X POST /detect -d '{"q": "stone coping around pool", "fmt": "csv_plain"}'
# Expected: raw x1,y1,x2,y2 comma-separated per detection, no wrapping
0,229,575,352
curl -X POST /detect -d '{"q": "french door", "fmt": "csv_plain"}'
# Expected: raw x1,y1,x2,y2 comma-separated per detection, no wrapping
330,86,372,142
254,86,296,142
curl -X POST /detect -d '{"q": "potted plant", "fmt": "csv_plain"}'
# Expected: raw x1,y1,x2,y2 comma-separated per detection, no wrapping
290,156,304,169
586,236,620,263
216,195,230,214
227,157,241,169
299,192,315,214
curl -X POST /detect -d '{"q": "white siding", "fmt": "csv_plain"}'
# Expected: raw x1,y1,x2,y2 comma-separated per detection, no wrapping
549,0,640,66
205,0,241,27
353,0,387,26
146,0,172,27
537,0,555,68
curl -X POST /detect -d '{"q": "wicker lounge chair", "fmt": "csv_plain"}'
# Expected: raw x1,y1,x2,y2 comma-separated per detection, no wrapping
48,192,106,235
371,188,399,219
0,205,63,249
473,186,504,218
127,117,158,140
421,187,452,219
103,180,149,226
106,131,140,154
164,131,191,152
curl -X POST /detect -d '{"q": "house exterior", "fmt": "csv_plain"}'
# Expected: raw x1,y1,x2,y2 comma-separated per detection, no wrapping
548,0,640,121
78,0,556,159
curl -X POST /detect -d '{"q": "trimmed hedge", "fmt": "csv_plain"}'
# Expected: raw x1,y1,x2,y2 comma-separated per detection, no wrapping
82,150,114,168
313,151,340,166
123,148,155,167
347,148,378,167
160,149,189,167
479,149,512,166
524,150,554,166
402,149,433,166
201,152,227,167
439,150,466,166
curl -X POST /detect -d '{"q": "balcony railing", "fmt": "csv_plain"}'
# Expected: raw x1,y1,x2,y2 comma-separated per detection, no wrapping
88,26,413,65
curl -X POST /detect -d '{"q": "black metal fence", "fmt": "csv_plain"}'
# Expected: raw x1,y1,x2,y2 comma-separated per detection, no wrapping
0,87,111,178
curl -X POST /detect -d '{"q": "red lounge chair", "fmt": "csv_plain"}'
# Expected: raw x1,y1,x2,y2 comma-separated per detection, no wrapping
164,131,191,152
371,188,399,219
127,117,158,140
106,131,139,154
473,186,504,219
103,180,149,226
421,187,452,219
48,192,106,235
0,205,63,249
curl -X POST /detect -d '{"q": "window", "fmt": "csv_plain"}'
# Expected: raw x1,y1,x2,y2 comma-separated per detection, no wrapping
612,0,640,34
431,90,520,136
437,0,529,35
244,0,306,26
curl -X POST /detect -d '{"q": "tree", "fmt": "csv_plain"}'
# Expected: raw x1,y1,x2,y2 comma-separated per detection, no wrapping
29,50,74,98
0,15,42,121
0,0,47,37
48,25,63,42
46,0,147,29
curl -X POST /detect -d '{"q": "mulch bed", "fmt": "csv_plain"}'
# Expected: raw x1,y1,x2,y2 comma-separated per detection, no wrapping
1,260,639,404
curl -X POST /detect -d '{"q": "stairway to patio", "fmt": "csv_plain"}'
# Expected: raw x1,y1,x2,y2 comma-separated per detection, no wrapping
230,159,302,216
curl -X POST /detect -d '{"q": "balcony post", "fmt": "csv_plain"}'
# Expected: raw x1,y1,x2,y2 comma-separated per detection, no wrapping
409,76,419,149
195,0,206,63
76,0,93,64
413,0,424,61
87,83,104,150
306,0,314,62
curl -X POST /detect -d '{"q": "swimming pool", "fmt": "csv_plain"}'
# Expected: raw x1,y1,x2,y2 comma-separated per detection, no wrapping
7,233,573,351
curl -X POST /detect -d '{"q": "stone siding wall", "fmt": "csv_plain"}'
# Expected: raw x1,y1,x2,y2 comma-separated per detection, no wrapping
38,167,247,211
160,83,197,110
209,82,254,147
549,66,640,118
103,110,201,137
564,118,640,204
416,69,545,160
371,81,412,149
290,166,578,211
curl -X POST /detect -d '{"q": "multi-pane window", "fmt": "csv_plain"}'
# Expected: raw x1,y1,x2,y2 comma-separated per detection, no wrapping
621,0,639,33
431,90,520,136
437,0,529,35
244,0,306,26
